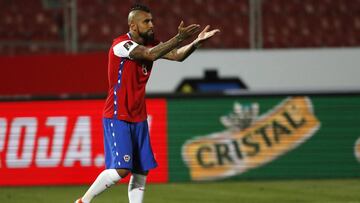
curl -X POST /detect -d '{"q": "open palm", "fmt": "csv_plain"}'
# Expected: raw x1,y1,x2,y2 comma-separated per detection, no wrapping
197,25,220,42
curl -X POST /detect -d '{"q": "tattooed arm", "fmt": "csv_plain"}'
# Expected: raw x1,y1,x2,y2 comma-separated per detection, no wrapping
129,21,200,61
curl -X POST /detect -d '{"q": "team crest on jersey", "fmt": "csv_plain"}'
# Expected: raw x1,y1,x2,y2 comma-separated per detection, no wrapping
124,155,131,162
123,41,133,50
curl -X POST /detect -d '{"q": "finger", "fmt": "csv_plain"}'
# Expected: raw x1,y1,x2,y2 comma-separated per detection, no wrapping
189,24,201,31
206,29,220,36
183,26,200,36
178,21,184,29
212,29,221,33
184,24,200,30
206,30,220,38
200,29,220,40
201,25,210,33
188,26,201,35
210,29,220,35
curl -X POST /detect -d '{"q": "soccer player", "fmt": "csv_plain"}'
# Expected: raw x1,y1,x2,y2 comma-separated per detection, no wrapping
75,4,219,203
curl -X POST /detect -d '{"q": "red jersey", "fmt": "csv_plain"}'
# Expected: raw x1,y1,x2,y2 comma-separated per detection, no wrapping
103,33,157,122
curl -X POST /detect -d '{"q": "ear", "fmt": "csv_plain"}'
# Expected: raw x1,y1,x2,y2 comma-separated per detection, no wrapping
130,23,137,32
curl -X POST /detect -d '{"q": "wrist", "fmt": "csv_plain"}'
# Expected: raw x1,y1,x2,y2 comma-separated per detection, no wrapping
193,40,201,48
175,34,185,42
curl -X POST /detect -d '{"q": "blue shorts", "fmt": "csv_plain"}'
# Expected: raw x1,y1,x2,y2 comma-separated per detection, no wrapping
102,118,157,172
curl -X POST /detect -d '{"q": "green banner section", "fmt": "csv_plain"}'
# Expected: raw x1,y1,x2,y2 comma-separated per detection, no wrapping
168,96,360,182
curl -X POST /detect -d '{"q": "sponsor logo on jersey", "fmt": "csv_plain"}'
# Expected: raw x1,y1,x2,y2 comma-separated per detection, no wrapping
182,96,320,181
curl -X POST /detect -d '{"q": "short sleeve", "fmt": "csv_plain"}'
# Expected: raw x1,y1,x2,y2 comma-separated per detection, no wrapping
113,40,139,58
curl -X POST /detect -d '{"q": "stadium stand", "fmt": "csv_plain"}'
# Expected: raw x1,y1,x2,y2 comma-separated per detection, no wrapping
0,0,64,54
76,0,249,49
262,0,360,48
0,0,359,55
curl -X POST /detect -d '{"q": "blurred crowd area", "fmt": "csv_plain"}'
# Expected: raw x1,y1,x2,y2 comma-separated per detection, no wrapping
0,0,360,55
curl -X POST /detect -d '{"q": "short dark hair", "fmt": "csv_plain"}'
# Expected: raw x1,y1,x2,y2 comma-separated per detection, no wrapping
130,4,151,13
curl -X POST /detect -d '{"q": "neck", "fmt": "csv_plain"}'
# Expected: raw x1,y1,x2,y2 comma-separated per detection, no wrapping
128,30,145,45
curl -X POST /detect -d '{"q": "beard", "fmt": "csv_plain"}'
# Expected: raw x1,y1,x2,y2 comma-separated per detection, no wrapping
139,30,155,43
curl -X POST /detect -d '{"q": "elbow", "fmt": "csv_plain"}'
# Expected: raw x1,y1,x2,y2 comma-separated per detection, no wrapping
131,49,158,61
148,55,158,61
176,55,186,62
177,55,188,62
177,57,185,62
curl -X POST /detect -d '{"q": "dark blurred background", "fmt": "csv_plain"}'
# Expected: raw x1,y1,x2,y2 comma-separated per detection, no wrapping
1,0,359,55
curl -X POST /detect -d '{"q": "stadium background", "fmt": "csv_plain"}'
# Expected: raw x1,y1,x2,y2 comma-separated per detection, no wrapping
1,0,360,202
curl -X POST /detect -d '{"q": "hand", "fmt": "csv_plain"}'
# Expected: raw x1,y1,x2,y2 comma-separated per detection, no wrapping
176,21,201,41
194,25,220,46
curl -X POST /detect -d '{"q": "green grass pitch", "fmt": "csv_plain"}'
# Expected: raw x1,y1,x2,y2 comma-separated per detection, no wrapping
1,179,360,203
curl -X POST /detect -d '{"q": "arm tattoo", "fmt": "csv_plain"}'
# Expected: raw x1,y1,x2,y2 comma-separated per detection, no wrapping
130,35,183,61
149,36,182,60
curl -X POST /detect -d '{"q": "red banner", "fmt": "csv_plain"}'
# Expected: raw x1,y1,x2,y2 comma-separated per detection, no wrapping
0,99,168,186
0,53,108,96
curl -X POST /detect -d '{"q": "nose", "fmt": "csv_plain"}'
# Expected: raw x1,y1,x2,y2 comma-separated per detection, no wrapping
149,21,154,28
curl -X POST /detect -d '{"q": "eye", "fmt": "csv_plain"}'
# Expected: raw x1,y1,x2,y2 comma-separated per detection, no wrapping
144,19,152,24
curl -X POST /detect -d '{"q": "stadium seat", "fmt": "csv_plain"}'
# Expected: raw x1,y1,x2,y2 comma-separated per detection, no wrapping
1,0,360,54
261,0,360,48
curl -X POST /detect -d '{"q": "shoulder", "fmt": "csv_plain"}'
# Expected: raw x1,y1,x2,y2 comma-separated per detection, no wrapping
112,34,139,58
112,34,131,46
